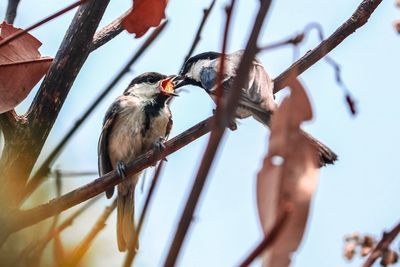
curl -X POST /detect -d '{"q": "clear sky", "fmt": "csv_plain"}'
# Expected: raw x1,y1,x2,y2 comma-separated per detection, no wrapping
2,0,400,266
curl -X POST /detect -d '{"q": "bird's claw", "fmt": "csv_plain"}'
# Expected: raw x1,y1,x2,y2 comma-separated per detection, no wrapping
152,137,166,153
228,119,237,131
117,160,127,180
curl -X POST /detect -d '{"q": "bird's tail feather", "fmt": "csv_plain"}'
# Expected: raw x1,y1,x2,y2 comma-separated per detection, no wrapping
117,178,137,252
251,109,337,167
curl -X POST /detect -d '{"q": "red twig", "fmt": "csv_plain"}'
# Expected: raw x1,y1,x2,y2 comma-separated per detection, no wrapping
0,0,86,48
237,209,290,267
362,222,400,267
163,1,272,266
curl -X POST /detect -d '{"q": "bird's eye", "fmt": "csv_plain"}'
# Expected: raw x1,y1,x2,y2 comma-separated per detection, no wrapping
147,77,157,84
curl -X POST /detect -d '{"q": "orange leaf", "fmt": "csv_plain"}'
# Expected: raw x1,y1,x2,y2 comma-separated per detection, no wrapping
122,0,167,38
257,77,319,267
0,22,52,113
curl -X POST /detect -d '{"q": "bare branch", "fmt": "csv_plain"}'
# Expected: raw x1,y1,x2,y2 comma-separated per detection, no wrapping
0,116,214,241
20,22,168,205
180,0,217,69
90,10,130,52
65,199,117,267
0,110,22,141
273,0,382,93
5,0,21,24
362,222,400,267
164,0,272,265
237,208,290,267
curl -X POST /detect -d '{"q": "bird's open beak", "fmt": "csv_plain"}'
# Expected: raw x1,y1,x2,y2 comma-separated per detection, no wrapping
159,75,179,97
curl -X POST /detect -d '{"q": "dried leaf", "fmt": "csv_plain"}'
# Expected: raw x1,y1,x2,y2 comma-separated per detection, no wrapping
257,77,319,267
122,0,167,38
0,22,52,113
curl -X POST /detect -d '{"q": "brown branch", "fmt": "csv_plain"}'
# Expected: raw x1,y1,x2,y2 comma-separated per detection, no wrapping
123,161,165,267
164,0,272,266
65,199,117,267
5,0,21,24
20,22,168,205
180,0,217,69
237,209,290,267
362,222,400,267
0,0,86,48
0,110,22,141
0,116,214,243
273,0,382,93
90,9,130,52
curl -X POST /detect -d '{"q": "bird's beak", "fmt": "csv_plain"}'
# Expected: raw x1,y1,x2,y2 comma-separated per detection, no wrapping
171,75,189,89
159,75,179,97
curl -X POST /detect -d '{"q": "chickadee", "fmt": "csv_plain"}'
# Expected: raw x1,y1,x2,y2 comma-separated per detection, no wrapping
176,50,337,166
98,72,178,251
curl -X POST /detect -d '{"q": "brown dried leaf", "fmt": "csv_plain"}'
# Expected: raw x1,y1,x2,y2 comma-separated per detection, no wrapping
122,0,167,38
0,22,52,113
257,77,319,267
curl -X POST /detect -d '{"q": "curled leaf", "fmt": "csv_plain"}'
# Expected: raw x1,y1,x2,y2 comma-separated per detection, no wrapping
257,77,319,267
0,22,52,113
122,0,167,38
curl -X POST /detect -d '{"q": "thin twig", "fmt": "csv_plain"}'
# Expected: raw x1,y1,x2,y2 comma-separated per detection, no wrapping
273,0,382,93
21,21,168,205
90,9,130,52
362,222,400,267
0,0,86,48
65,199,117,267
164,1,272,266
123,161,165,267
180,0,217,69
237,209,290,267
14,196,101,267
5,0,21,24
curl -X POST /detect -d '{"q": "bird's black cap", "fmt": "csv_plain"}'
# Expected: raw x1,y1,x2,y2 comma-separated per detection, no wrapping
180,51,221,75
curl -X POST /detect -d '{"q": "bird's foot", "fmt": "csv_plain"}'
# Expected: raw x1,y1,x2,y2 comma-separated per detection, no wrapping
228,119,237,131
152,137,168,164
116,160,127,180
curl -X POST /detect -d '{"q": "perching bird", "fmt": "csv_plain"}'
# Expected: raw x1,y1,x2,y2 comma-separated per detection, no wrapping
98,72,177,251
176,50,337,166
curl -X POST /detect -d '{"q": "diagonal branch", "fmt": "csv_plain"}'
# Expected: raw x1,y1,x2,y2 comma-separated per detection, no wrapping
362,222,400,267
273,0,382,93
180,0,217,69
1,116,214,240
20,21,168,205
164,0,272,265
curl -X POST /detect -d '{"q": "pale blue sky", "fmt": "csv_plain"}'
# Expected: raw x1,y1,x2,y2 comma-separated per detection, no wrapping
2,0,400,266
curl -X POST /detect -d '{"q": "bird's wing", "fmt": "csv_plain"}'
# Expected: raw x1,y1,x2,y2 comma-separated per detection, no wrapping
98,100,121,198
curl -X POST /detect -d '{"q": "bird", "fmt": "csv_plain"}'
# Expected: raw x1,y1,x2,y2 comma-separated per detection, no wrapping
98,72,177,251
175,50,337,166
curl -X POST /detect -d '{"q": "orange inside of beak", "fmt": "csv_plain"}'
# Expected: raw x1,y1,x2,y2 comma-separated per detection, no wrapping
161,78,175,94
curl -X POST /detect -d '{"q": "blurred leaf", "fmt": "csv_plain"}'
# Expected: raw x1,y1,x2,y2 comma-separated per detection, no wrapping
256,77,319,267
122,0,167,38
0,22,52,113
